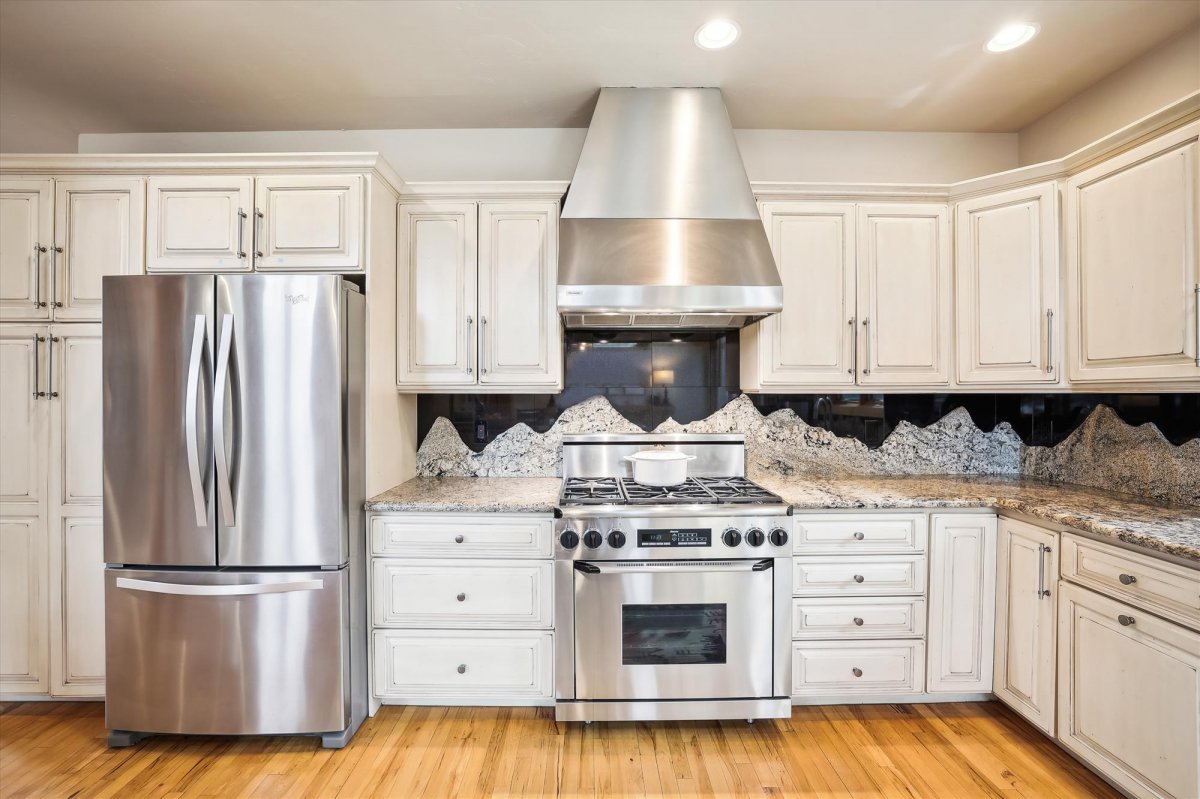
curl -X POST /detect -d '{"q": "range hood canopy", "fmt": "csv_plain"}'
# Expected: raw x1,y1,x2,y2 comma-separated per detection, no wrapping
558,87,783,330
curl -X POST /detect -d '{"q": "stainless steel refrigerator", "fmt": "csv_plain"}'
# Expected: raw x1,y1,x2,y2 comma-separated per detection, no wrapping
101,273,366,749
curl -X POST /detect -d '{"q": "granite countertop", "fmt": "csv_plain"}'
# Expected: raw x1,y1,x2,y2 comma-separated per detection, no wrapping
366,475,1200,564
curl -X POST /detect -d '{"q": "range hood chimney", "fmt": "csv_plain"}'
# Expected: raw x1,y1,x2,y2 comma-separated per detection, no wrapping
558,87,783,330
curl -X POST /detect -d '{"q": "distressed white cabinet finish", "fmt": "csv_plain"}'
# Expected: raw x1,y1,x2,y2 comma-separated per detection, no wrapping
741,203,857,387
0,179,53,321
926,514,996,693
372,559,553,629
0,516,46,695
52,179,144,321
956,182,1060,384
51,517,104,696
1057,582,1200,799
993,517,1059,736
0,327,47,508
146,175,255,272
477,201,561,387
856,204,953,385
253,174,363,271
793,640,926,696
397,202,478,386
1065,122,1200,385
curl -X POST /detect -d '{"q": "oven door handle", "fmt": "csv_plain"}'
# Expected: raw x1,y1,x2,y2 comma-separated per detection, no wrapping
574,559,773,575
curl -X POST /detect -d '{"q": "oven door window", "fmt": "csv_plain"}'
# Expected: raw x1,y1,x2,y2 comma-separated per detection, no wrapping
621,603,727,665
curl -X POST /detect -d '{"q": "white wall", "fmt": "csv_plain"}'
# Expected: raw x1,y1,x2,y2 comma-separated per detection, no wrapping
78,128,1019,185
0,71,131,153
1018,23,1200,165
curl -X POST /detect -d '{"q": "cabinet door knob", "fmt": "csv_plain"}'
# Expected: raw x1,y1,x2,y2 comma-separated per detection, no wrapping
853,531,865,540
853,574,865,583
456,592,466,602
851,667,863,677
1117,615,1136,627
457,664,467,674
852,617,864,626
454,534,465,544
1118,573,1137,585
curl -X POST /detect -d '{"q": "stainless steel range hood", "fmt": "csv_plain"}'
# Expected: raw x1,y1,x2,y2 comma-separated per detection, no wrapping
559,88,782,330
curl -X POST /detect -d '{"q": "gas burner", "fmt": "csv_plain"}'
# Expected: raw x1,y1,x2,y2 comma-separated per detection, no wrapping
694,477,783,504
559,477,623,505
619,477,720,504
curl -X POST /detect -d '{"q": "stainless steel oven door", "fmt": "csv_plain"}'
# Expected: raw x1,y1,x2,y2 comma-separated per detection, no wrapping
573,559,774,701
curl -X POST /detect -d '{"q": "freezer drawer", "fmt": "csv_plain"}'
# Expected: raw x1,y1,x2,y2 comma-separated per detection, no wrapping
105,568,349,736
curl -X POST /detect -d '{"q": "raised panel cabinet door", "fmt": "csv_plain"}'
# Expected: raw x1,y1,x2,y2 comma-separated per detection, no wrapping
49,325,103,509
478,201,561,388
50,514,104,696
956,182,1059,384
856,203,952,385
0,326,49,508
0,179,53,321
146,176,254,272
252,174,363,271
1058,582,1200,799
53,178,145,321
926,514,996,693
993,518,1058,736
745,203,857,387
396,202,478,387
0,516,48,695
1066,122,1199,384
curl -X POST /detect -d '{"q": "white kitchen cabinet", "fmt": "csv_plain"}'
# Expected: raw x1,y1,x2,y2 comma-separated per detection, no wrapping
741,203,857,388
993,517,1059,736
51,516,104,696
856,203,953,385
52,179,144,321
792,640,926,696
477,201,561,387
926,514,996,693
0,179,53,321
372,559,553,629
146,176,255,272
252,174,363,271
956,182,1060,384
1065,122,1200,385
1057,582,1200,799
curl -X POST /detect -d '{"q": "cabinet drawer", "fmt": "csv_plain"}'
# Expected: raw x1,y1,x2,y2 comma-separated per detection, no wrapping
793,640,926,696
1061,535,1200,630
793,555,926,596
792,597,925,640
372,559,552,629
794,514,927,554
370,514,553,558
373,630,553,704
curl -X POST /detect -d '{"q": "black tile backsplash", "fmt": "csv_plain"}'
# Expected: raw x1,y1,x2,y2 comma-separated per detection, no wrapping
418,331,1200,451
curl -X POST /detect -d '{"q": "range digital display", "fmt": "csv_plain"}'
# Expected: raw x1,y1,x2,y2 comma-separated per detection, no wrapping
638,528,711,547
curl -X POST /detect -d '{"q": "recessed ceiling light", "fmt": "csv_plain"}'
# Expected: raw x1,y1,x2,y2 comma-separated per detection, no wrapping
986,23,1039,52
695,19,740,50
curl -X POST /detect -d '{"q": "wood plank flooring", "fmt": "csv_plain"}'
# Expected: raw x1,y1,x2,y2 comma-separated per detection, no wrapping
0,701,1119,798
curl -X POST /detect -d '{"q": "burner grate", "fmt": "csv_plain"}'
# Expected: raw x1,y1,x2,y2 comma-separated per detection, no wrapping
619,477,719,504
557,475,784,507
558,477,624,505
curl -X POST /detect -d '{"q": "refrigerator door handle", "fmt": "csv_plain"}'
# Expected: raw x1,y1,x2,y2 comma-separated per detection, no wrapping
184,315,209,527
115,576,323,596
214,313,236,527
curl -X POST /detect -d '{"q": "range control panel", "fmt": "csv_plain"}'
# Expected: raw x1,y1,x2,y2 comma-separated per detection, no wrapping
554,513,793,560
638,528,711,548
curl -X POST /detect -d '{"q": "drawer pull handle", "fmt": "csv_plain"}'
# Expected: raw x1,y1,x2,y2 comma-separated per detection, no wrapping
853,574,865,583
457,664,467,674
1117,615,1136,627
1118,573,1137,585
853,532,865,540
454,534,465,544
456,592,467,602
852,617,864,626
851,667,863,677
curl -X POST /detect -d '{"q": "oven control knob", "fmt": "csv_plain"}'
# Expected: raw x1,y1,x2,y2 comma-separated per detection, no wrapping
607,531,626,549
745,528,765,547
721,528,742,547
559,530,580,549
769,527,790,546
583,529,603,549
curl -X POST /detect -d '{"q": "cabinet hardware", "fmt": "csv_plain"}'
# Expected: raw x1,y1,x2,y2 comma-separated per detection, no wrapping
46,336,59,398
852,617,864,626
236,209,247,258
50,246,64,307
852,574,865,583
853,531,865,540
254,208,264,259
851,667,863,677
32,334,45,397
454,534,465,544
1118,573,1137,585
456,592,467,602
1045,308,1054,374
465,315,473,375
480,316,488,376
1117,614,1136,627
33,244,47,307
456,664,467,674
1037,543,1051,598
861,318,871,376
848,317,856,374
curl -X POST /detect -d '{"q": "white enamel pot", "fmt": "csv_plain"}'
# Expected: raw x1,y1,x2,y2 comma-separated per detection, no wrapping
624,448,697,486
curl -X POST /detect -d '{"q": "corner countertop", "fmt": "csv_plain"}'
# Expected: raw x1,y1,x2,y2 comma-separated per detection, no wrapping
366,475,1200,564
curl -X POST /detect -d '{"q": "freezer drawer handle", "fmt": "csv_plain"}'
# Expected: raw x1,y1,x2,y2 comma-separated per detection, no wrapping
184,314,209,527
115,577,323,596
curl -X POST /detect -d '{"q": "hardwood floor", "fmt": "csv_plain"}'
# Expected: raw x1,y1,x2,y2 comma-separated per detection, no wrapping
0,701,1118,798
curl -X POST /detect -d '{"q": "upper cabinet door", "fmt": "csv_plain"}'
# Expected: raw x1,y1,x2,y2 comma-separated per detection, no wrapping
397,202,478,387
857,203,952,385
1066,123,1199,384
50,324,104,509
252,175,363,272
146,176,254,273
0,325,48,509
746,203,857,388
477,201,561,388
956,182,1059,384
53,178,145,321
0,179,53,322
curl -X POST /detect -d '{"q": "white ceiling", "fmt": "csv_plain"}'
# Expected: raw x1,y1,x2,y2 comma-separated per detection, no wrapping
2,0,1196,134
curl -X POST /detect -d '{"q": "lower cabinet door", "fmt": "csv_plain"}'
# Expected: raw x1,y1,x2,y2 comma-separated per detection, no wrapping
372,559,552,629
1058,582,1200,799
51,515,105,696
373,629,553,705
926,514,996,693
792,640,925,696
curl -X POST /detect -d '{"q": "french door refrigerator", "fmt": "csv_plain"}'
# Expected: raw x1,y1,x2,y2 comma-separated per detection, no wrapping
101,274,366,749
